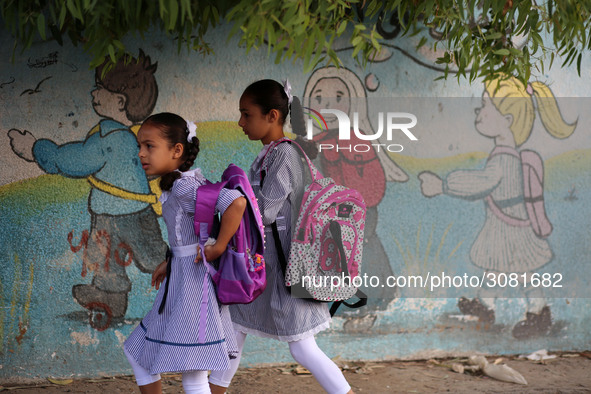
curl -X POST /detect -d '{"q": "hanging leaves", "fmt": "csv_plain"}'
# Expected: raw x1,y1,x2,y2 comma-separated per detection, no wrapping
0,0,590,82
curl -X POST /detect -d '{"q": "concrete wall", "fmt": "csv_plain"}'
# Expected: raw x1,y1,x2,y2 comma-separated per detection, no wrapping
1,22,590,381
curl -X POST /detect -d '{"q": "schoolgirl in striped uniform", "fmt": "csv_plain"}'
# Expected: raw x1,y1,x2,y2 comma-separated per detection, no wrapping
124,112,246,394
209,80,354,394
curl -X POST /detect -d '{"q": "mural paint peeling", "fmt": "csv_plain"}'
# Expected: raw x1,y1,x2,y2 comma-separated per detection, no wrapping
0,20,590,381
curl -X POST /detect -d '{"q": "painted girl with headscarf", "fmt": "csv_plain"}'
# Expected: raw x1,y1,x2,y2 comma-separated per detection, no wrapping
303,66,408,329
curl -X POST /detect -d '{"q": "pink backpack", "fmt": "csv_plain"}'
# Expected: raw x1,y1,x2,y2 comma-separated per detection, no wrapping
261,139,367,316
485,147,553,238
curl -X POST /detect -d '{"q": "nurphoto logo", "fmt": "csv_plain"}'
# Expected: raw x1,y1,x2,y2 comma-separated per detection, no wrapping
304,107,418,153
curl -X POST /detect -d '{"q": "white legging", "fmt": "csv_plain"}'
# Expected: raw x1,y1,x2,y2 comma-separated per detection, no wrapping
209,331,351,394
124,347,210,393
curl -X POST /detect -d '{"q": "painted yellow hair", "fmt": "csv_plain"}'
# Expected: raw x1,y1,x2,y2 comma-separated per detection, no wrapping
485,77,576,146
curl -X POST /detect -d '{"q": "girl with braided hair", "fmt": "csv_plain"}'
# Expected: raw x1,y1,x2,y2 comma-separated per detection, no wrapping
124,112,246,394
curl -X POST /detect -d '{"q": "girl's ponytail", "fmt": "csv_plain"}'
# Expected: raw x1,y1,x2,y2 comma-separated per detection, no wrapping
290,96,318,160
485,77,576,146
290,96,305,135
180,136,200,172
530,81,577,140
160,171,181,191
159,135,200,191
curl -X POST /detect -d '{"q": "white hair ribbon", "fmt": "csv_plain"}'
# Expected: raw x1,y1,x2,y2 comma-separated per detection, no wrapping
186,121,197,143
282,79,293,105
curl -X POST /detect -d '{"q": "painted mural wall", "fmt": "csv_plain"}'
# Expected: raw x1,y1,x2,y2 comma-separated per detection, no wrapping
1,20,590,381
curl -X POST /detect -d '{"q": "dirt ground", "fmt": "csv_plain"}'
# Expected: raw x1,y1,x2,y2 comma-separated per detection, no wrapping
2,352,591,393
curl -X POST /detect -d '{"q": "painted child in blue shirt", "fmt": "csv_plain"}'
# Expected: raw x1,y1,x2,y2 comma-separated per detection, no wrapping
8,50,166,321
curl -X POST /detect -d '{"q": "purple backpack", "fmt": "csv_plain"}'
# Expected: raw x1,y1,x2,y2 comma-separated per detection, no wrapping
194,164,266,304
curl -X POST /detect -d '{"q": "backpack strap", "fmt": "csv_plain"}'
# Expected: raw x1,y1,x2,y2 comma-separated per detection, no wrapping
261,138,319,272
260,138,321,183
260,139,307,276
157,246,173,314
488,145,520,161
520,150,552,238
329,289,368,317
221,163,266,255
194,180,228,243
271,221,288,276
329,221,350,276
327,220,367,316
485,196,531,227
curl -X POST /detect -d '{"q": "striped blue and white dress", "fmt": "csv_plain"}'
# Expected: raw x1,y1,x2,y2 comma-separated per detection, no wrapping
125,169,240,374
230,140,332,342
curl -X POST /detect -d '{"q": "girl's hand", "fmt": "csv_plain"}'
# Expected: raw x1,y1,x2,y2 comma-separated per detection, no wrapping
151,260,168,290
194,245,202,263
203,242,226,262
418,171,443,197
8,129,36,162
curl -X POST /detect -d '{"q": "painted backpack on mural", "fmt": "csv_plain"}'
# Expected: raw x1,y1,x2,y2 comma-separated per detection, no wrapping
485,146,553,238
261,139,367,316
194,164,266,305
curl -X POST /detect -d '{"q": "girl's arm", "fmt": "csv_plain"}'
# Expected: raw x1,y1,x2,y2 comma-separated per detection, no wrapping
444,157,503,200
31,129,123,176
174,175,245,262
203,197,246,261
419,157,504,199
151,260,168,290
376,147,409,182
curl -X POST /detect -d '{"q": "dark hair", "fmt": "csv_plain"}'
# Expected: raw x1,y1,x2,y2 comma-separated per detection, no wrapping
242,79,290,125
141,112,200,191
243,79,317,158
96,49,158,123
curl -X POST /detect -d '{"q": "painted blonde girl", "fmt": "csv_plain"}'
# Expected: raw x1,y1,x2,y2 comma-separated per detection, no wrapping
419,76,575,338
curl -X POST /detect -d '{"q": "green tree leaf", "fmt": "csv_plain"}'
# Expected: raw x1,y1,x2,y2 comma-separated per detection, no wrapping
36,13,46,40
1,0,590,83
